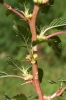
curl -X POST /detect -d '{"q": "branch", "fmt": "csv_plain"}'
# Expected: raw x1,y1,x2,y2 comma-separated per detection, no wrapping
50,87,66,99
0,2,27,21
0,74,24,80
45,31,66,39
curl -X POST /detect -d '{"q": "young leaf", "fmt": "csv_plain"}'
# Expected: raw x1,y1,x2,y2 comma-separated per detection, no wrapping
59,77,66,84
41,0,54,14
6,9,13,16
12,94,27,100
48,80,57,84
4,93,11,100
13,23,31,43
48,36,62,55
41,5,50,14
0,71,8,76
38,68,43,83
17,0,26,4
28,94,38,100
44,17,66,33
7,57,22,72
49,0,54,5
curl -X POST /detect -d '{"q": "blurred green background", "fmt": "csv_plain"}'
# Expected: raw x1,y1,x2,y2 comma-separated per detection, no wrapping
0,0,66,100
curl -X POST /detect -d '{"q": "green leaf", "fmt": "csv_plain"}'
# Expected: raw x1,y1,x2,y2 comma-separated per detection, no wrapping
41,5,50,14
0,71,8,76
7,57,22,72
48,36,62,55
17,0,25,4
6,9,12,16
28,94,38,100
49,0,54,5
0,0,4,3
32,39,53,46
44,17,66,33
13,23,31,43
41,0,54,14
48,80,57,84
38,68,43,83
59,77,66,84
12,94,27,100
4,93,11,100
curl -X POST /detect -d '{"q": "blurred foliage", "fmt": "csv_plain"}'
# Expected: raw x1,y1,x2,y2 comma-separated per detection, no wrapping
0,0,66,100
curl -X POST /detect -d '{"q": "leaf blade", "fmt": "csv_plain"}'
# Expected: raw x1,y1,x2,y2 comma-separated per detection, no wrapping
44,17,66,33
12,94,27,100
48,36,62,55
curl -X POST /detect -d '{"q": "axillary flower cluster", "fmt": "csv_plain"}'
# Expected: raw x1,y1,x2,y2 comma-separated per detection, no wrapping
33,0,49,4
26,48,38,64
21,67,33,81
22,7,32,19
37,29,46,40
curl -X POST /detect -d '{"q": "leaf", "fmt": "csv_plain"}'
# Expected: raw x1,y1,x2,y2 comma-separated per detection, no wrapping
38,68,43,83
41,0,54,14
7,57,22,72
17,0,26,4
49,0,54,5
13,23,31,43
0,71,8,76
59,77,66,84
7,57,21,67
48,80,57,84
28,94,38,100
44,17,66,33
12,94,27,100
6,9,12,16
41,5,50,14
4,93,11,100
0,0,4,3
32,39,52,46
48,36,62,55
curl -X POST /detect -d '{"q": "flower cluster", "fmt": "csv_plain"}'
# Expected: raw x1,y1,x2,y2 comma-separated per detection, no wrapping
37,29,46,40
26,48,38,64
23,7,32,18
22,67,33,81
33,0,49,4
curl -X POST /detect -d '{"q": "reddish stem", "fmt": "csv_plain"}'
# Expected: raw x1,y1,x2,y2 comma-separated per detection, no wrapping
0,75,25,79
50,87,66,99
45,31,66,39
32,63,43,100
29,4,39,41
0,2,27,21
29,4,44,100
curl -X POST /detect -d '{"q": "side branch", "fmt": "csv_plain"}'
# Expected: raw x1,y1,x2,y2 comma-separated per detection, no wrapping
0,75,24,79
0,2,27,21
50,87,66,99
45,31,66,39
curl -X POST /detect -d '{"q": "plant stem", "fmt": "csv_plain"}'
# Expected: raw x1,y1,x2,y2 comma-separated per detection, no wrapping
29,4,39,41
50,87,66,99
45,31,66,39
29,4,44,100
0,75,24,79
32,63,44,100
0,2,27,21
